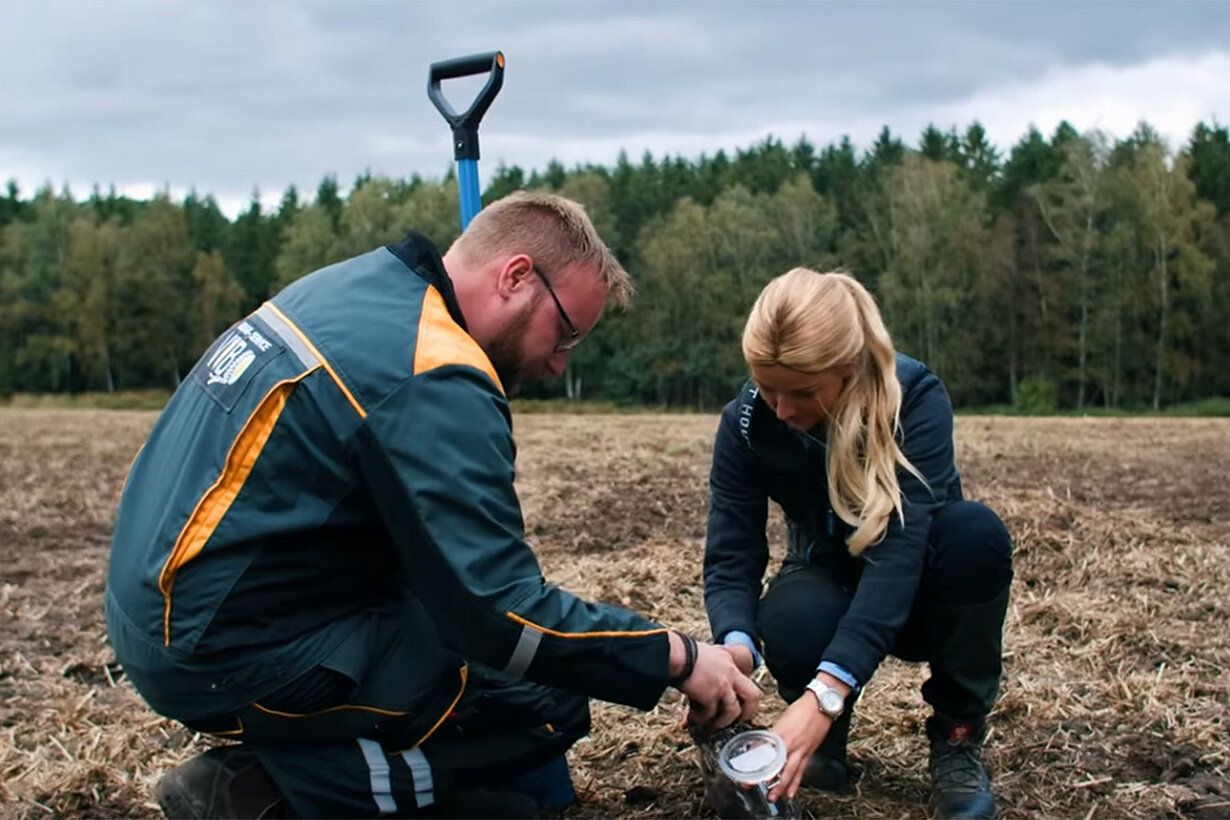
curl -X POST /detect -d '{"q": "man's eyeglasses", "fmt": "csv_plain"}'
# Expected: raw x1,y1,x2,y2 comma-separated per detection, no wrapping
532,266,581,352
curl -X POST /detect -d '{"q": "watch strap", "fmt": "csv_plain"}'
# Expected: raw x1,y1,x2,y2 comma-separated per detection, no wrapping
805,678,845,719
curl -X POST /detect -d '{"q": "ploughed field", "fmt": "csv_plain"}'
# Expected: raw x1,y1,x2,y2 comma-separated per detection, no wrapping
1,410,1227,819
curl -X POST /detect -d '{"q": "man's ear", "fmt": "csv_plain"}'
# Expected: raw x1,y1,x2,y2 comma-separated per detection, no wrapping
494,254,535,300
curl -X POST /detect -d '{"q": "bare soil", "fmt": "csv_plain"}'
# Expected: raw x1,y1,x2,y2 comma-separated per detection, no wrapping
1,411,1227,819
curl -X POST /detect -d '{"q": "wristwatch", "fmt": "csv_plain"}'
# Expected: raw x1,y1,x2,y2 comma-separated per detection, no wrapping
805,678,845,719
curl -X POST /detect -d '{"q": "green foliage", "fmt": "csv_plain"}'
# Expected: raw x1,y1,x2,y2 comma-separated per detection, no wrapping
1187,122,1230,216
1027,131,1109,409
877,155,989,401
191,250,244,354
183,191,230,252
0,180,26,227
919,124,961,164
1,121,1228,414
486,163,526,202
959,122,1001,191
395,178,460,250
1014,376,1059,414
1161,396,1230,416
316,175,344,229
58,216,120,390
111,196,196,388
273,204,342,290
994,126,1064,213
88,185,143,225
225,192,279,308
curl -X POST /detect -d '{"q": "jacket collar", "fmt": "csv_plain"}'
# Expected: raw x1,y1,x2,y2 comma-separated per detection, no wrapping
738,378,828,454
386,232,468,331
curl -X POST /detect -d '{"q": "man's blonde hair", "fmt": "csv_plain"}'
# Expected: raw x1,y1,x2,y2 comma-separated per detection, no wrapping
742,268,925,555
450,190,633,309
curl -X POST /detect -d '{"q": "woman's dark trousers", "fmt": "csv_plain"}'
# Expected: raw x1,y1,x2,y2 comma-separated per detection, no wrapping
757,500,1014,760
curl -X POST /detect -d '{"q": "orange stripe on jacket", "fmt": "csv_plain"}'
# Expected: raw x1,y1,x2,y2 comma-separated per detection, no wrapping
413,286,504,394
263,302,367,419
158,368,318,645
504,612,668,640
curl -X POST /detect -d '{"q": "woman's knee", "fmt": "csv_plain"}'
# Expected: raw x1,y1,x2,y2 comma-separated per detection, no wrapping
757,568,850,689
925,501,1013,603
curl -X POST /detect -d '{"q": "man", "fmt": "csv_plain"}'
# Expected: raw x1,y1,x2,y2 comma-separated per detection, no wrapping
106,191,759,819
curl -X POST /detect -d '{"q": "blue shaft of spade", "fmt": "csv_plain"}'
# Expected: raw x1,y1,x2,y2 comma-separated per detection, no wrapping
458,159,481,229
427,51,505,231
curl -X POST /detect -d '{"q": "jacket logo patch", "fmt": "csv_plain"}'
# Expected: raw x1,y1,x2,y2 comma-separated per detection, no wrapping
207,336,257,386
192,319,285,412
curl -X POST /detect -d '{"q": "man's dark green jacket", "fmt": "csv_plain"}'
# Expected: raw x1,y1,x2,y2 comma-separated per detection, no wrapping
106,233,670,734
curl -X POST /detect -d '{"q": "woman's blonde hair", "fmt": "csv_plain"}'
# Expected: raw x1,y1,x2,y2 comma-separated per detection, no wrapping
742,268,924,555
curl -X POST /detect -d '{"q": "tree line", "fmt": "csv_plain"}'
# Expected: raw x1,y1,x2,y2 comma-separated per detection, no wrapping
2,120,1228,411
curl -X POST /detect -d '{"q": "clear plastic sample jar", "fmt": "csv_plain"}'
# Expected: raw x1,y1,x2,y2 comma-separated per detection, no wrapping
717,729,789,817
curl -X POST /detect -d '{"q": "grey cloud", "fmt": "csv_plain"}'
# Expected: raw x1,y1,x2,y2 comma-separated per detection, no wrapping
1,0,1227,213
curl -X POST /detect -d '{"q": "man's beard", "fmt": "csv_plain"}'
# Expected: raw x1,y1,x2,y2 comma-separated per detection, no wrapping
484,300,537,397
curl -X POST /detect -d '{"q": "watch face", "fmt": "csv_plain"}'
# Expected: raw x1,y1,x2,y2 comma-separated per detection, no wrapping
819,689,844,714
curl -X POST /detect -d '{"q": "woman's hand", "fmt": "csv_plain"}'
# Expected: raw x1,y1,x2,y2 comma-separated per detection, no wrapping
766,691,832,802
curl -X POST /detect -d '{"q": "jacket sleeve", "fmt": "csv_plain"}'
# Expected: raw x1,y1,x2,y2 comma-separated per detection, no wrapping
355,365,669,710
703,401,770,648
819,370,959,686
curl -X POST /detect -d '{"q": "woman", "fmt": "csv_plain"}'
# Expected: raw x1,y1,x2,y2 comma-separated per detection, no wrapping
704,268,1012,819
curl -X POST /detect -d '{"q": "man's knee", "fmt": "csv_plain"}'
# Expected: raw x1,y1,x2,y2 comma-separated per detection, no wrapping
457,673,591,741
544,689,590,740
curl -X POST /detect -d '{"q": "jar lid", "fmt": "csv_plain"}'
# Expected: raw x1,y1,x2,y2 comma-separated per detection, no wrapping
717,729,788,785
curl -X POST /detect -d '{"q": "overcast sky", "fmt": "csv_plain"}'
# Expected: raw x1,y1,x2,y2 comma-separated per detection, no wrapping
3,0,1229,218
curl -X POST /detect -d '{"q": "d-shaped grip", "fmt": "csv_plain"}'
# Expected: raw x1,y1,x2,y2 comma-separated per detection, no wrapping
428,51,505,160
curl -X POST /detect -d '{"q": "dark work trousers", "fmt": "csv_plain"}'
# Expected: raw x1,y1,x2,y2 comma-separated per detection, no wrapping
178,603,589,819
248,665,588,818
757,500,1013,750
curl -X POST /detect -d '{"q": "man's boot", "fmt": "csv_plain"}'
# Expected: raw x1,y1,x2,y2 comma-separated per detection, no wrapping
428,788,539,819
921,586,1010,820
155,746,285,820
506,753,574,811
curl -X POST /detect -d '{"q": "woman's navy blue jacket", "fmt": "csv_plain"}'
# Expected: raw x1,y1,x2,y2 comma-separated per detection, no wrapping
703,354,963,687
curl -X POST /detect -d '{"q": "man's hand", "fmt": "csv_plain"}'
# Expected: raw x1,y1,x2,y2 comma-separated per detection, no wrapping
721,642,755,676
672,637,760,729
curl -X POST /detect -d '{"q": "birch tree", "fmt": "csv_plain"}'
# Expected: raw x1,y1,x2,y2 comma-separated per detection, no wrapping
1029,131,1109,408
